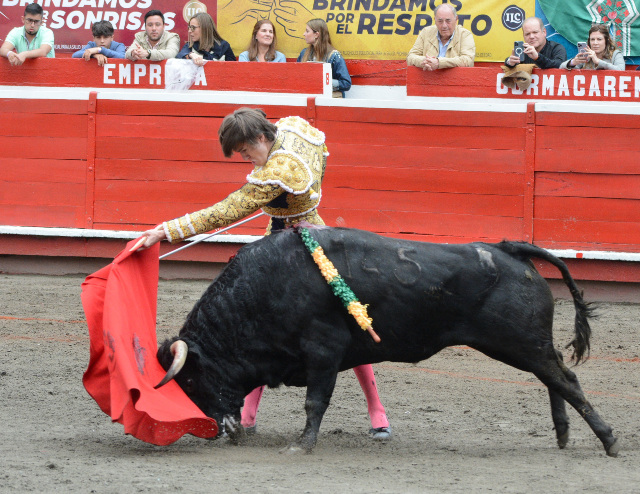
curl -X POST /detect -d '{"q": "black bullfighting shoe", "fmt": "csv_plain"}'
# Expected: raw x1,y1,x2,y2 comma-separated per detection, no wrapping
369,426,392,441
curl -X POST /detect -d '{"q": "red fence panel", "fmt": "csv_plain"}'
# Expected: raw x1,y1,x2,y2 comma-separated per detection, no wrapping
0,96,88,228
2,66,640,282
532,102,640,253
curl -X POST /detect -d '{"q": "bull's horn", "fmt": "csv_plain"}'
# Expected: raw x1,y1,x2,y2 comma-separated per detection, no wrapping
154,340,188,389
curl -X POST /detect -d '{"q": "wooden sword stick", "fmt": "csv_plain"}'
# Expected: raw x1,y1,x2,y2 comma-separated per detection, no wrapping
129,212,267,259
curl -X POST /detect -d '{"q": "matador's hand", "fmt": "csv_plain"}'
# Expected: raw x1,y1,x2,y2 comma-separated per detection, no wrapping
131,225,166,251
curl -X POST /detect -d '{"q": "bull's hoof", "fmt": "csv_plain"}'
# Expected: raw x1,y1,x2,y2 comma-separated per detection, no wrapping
605,438,620,458
223,416,245,445
370,426,392,441
556,430,569,449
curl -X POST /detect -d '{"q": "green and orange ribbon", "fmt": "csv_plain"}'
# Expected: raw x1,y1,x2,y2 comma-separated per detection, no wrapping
298,227,381,343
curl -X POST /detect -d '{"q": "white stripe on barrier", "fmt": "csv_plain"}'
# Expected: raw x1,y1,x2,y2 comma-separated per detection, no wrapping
536,100,640,115
4,85,640,113
316,94,530,112
96,89,312,106
0,86,311,106
1,226,639,261
0,86,95,100
0,226,260,245
545,249,640,262
7,85,640,114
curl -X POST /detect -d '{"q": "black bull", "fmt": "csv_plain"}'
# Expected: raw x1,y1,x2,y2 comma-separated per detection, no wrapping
157,227,619,456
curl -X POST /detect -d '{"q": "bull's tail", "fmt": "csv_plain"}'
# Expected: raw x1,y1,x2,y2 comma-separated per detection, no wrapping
496,241,595,365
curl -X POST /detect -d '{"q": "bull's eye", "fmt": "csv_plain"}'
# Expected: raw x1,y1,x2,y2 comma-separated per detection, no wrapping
185,378,195,394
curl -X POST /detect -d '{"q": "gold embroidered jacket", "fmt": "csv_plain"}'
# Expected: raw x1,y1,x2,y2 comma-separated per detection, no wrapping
163,116,328,243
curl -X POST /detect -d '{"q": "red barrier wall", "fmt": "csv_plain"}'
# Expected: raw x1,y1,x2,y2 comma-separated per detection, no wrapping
407,66,640,102
313,104,528,245
533,108,640,252
1,97,89,229
0,58,330,94
2,61,640,283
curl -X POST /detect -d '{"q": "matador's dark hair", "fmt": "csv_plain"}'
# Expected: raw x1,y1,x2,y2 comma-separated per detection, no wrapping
218,108,277,158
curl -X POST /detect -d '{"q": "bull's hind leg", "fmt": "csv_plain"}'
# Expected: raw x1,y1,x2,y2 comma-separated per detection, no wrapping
549,389,570,449
548,350,570,449
533,355,620,457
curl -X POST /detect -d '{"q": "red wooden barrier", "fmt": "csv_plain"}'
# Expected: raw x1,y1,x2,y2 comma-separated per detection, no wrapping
0,58,331,95
407,66,640,102
2,63,640,284
533,106,640,253
315,104,526,243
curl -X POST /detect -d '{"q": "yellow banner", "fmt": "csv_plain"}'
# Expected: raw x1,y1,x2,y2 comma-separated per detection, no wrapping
217,0,535,61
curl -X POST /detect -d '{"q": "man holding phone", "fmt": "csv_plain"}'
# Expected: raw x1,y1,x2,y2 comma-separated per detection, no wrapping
505,17,566,69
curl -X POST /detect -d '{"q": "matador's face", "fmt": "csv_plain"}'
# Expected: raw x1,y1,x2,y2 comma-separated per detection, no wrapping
235,135,271,167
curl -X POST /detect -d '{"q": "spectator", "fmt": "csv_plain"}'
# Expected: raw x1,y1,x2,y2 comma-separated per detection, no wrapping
406,3,475,70
176,12,236,65
126,10,180,61
505,17,566,69
238,19,285,63
73,21,124,67
560,23,624,71
0,3,54,65
297,18,351,97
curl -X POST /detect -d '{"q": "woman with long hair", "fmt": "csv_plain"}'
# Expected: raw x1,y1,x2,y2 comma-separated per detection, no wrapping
176,12,235,65
297,18,351,97
561,23,624,70
239,19,285,62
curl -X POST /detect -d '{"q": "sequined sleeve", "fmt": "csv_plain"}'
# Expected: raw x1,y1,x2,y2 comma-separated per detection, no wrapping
162,182,282,243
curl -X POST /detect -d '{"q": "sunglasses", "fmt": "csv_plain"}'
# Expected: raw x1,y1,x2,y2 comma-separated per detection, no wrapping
188,25,200,31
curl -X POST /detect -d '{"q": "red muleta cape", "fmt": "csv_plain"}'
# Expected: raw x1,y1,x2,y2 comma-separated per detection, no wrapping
81,239,218,445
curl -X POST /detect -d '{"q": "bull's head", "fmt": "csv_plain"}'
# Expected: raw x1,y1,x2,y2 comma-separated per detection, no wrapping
155,338,245,438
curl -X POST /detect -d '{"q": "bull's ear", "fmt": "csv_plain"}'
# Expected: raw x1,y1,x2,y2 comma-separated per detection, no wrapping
155,340,188,389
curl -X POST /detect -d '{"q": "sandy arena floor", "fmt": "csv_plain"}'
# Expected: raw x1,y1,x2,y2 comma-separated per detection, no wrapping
1,272,639,493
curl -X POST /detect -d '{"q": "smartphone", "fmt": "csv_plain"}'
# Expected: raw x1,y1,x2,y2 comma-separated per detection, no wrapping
514,41,525,62
577,42,588,53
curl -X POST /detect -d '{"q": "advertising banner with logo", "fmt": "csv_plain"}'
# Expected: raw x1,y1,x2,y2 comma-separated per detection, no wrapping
1,0,532,60
0,0,200,53
219,0,535,60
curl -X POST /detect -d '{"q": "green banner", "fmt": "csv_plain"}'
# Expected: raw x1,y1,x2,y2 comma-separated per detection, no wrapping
538,0,640,56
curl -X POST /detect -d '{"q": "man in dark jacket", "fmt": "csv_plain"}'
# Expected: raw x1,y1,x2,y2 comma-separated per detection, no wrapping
505,17,566,69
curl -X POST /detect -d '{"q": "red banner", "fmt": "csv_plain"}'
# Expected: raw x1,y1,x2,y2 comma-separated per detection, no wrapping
0,0,206,53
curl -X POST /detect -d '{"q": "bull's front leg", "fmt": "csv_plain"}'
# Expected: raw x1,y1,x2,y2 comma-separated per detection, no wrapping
222,413,245,444
283,340,344,454
283,319,349,454
284,369,339,454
